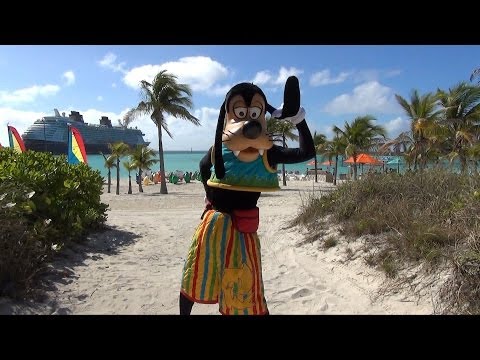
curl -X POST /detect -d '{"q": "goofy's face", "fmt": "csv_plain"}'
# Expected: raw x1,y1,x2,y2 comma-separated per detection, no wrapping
222,89,273,163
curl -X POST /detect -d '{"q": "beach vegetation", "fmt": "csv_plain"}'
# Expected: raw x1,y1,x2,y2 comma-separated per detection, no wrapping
100,152,116,194
124,70,200,195
267,116,298,186
108,142,131,195
333,116,386,180
0,148,108,298
130,145,158,193
293,169,480,314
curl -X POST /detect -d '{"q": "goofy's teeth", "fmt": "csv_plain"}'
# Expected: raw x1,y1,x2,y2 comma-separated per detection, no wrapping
259,149,264,156
233,151,240,157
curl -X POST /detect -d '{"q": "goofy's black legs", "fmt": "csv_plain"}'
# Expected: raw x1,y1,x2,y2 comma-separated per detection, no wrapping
179,292,194,315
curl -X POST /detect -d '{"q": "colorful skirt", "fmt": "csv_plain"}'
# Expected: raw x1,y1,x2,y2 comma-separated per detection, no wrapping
180,210,268,315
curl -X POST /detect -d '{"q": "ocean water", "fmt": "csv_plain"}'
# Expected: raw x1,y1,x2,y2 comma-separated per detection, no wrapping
85,151,408,180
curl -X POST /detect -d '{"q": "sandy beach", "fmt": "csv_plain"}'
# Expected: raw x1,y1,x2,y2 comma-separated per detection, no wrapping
1,179,437,315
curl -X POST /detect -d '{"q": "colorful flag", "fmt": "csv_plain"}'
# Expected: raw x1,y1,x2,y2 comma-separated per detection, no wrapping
67,125,88,164
7,125,26,153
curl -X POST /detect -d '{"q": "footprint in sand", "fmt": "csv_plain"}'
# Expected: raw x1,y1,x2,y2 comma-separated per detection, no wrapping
291,288,312,299
276,287,297,295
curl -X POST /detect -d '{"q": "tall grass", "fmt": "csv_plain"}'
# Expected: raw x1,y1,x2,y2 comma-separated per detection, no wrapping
292,169,480,314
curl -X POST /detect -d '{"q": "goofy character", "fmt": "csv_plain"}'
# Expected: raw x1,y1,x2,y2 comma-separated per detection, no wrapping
179,76,315,315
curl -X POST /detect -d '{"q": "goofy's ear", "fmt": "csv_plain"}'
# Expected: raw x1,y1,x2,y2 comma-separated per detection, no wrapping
214,101,226,179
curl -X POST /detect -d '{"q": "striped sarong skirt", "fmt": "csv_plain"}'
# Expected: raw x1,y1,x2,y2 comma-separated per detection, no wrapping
180,210,268,315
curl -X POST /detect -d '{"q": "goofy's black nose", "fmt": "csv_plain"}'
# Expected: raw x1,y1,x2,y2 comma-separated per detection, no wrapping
242,121,262,139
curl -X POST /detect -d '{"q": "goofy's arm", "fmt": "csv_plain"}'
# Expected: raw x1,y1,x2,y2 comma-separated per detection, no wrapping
267,118,315,167
266,76,315,167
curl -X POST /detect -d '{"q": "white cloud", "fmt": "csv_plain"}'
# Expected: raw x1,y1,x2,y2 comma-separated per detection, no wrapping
98,53,127,73
210,84,234,97
251,67,303,89
62,71,75,86
0,108,48,146
252,71,272,85
310,69,350,86
273,67,304,85
0,85,60,105
383,116,410,138
97,96,103,101
112,83,117,88
123,56,229,95
121,107,219,152
324,81,397,115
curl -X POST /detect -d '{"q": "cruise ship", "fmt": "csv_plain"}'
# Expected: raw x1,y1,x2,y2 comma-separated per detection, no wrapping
22,109,150,154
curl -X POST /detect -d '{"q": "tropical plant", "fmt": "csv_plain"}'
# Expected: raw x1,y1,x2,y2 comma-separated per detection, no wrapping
392,89,442,170
470,67,480,84
0,147,107,297
333,115,386,180
130,145,159,193
109,142,131,195
320,131,347,185
436,82,480,173
100,152,117,193
124,70,200,194
266,116,299,186
312,131,327,182
122,159,137,194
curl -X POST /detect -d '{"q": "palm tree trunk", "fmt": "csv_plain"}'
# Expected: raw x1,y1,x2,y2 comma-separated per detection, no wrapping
333,155,338,186
116,158,120,195
128,173,132,194
138,168,143,193
107,171,111,193
353,156,358,180
282,135,287,186
158,124,168,194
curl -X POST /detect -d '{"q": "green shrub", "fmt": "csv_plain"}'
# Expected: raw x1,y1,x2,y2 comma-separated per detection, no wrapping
0,148,108,297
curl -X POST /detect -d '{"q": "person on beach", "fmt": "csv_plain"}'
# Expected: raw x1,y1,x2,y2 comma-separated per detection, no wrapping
179,76,315,315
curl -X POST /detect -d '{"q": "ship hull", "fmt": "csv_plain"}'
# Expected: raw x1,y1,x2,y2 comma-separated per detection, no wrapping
22,113,150,155
23,139,121,155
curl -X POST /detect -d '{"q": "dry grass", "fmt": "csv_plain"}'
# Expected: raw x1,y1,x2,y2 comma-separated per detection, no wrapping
292,169,480,314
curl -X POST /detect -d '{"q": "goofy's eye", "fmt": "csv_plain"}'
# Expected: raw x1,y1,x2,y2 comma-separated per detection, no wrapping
248,107,262,120
234,107,247,119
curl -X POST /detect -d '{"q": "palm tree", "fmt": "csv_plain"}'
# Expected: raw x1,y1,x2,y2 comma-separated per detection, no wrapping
333,115,386,180
394,89,442,170
320,131,347,185
436,82,480,173
468,143,480,174
313,131,327,182
122,159,137,194
100,152,116,193
130,145,159,193
124,70,200,194
470,68,480,84
117,116,134,129
109,142,131,195
266,116,298,186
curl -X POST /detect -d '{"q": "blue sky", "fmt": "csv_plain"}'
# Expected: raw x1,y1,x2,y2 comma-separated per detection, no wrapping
1,45,479,151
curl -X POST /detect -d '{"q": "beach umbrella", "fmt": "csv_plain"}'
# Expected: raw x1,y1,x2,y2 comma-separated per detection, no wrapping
344,153,383,165
386,157,403,173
